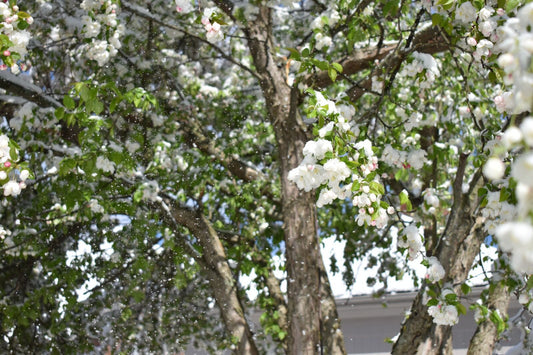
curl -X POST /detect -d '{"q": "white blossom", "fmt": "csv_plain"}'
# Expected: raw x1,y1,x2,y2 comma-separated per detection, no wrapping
88,199,104,214
288,159,326,192
483,157,506,180
0,135,12,163
496,222,533,274
141,181,160,202
455,1,477,24
428,303,459,325
520,117,533,146
314,33,332,50
303,139,333,160
317,189,337,207
426,257,445,282
398,224,423,260
96,156,115,174
3,180,21,197
511,153,533,186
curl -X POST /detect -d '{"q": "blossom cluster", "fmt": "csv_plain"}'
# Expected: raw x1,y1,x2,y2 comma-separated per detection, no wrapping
80,0,124,67
0,2,32,74
308,7,339,51
425,287,460,326
140,180,160,202
459,3,533,276
425,256,445,283
0,134,30,197
490,120,533,273
495,3,533,114
480,191,517,234
381,144,428,170
153,141,189,172
398,51,440,89
201,8,224,44
288,90,391,228
518,289,533,314
427,300,459,326
397,224,423,260
175,0,194,13
96,156,115,174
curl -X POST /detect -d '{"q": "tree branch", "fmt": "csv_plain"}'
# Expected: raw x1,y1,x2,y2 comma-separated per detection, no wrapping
0,71,61,108
305,25,449,96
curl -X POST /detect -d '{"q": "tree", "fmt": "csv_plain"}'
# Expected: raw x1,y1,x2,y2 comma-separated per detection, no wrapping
0,0,533,354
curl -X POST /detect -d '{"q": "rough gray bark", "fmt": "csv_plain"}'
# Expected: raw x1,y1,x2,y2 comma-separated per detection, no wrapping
243,6,346,354
468,282,511,354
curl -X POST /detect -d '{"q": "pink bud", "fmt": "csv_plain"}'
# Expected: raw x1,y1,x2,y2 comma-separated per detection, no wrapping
0,64,6,71
4,161,11,168
3,50,10,57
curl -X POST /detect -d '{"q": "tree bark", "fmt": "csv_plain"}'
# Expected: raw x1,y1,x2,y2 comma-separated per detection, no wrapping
168,204,259,354
468,281,510,354
244,6,346,354
392,160,485,354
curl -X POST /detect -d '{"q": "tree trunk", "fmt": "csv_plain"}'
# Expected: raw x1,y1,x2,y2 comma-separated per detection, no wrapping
393,160,485,354
244,6,346,354
468,281,510,354
169,204,259,354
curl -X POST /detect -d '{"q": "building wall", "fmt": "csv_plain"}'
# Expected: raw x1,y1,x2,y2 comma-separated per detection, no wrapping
186,287,524,354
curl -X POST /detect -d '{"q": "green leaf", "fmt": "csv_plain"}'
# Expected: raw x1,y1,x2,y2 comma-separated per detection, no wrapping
17,21,29,30
55,107,65,120
456,303,467,316
63,96,75,110
437,0,455,10
383,0,399,16
369,181,385,196
79,84,91,102
460,283,471,295
134,188,143,203
399,190,412,210
109,97,122,113
395,168,409,182
89,100,104,115
489,310,506,335
9,144,18,162
286,47,301,60
328,67,338,82
427,298,439,307
313,59,329,71
427,288,438,299
278,330,287,340
444,292,457,303
332,62,343,73
431,13,444,27
505,0,519,13
59,158,77,175
121,307,132,321
499,188,511,202
17,11,31,19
